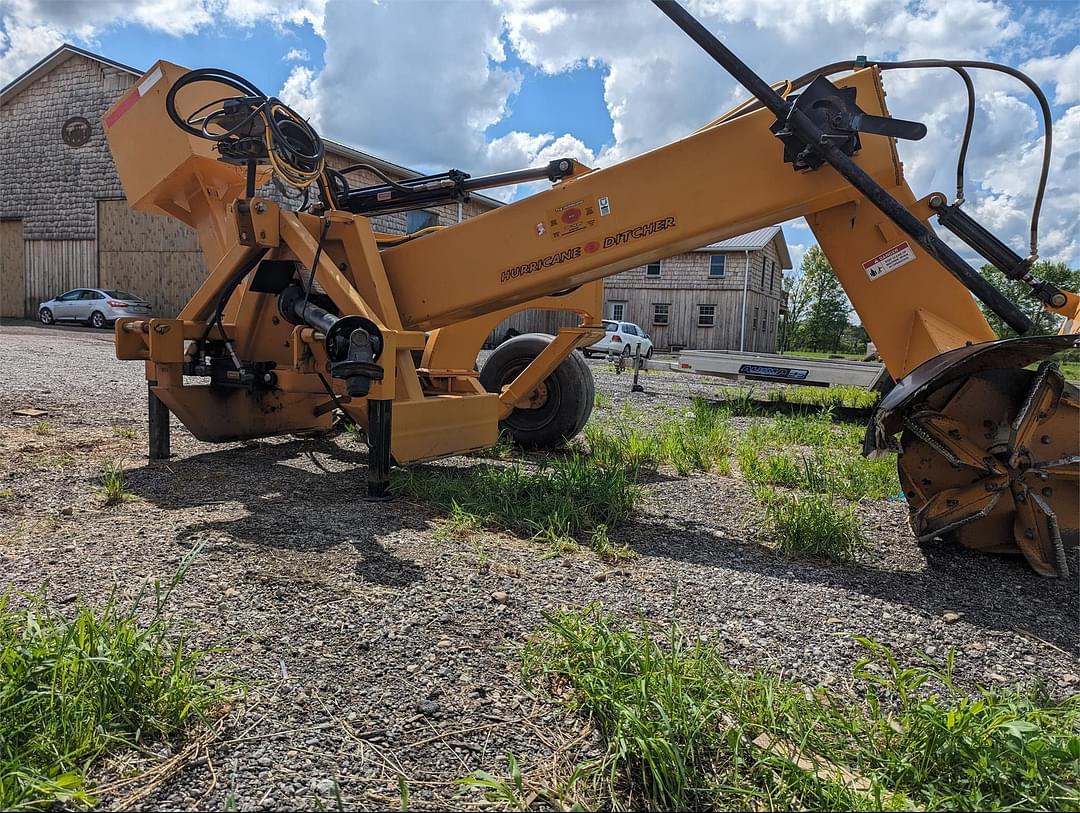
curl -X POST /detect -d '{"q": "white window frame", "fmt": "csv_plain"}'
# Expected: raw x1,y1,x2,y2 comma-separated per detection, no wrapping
645,261,662,278
609,302,626,321
653,303,670,325
709,254,726,278
698,304,716,327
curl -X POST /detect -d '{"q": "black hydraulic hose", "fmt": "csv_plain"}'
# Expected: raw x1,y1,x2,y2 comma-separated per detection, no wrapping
652,0,1034,335
950,67,976,204
873,59,1052,260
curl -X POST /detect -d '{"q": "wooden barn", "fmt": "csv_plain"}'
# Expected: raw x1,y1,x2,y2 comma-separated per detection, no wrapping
0,45,498,321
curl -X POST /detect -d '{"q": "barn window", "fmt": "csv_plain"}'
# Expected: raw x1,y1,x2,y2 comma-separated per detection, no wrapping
653,303,670,325
709,255,725,277
698,304,716,327
761,256,767,287
646,261,662,277
753,306,759,331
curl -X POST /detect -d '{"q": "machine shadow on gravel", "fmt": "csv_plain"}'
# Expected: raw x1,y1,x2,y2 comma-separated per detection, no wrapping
123,437,430,588
613,519,1078,653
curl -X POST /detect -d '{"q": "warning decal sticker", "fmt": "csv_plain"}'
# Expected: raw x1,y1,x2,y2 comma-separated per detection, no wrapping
546,198,599,240
863,241,916,280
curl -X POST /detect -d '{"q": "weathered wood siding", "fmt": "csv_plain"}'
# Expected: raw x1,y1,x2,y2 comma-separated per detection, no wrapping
0,54,133,240
97,199,207,316
23,239,96,316
0,220,24,318
604,239,786,352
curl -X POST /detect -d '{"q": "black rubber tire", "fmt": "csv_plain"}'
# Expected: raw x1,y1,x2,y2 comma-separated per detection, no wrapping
90,310,107,329
622,345,632,356
479,333,594,448
39,308,54,325
645,346,653,359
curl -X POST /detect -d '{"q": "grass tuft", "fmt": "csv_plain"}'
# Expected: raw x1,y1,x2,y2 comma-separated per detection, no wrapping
0,549,224,810
757,487,868,563
112,425,137,439
736,414,898,501
767,385,879,410
394,454,639,555
98,460,132,506
585,397,733,477
32,420,50,436
525,607,1080,812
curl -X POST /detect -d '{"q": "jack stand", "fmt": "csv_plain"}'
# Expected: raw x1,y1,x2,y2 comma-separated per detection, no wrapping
631,346,645,393
148,383,172,460
366,399,393,501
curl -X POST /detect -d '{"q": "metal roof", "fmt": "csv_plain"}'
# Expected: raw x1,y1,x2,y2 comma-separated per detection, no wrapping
693,225,792,268
0,43,502,208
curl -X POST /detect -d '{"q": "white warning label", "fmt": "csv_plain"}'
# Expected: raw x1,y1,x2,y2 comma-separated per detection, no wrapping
863,241,916,280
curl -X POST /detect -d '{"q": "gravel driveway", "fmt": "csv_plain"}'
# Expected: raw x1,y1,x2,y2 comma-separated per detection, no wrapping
1,322,1076,810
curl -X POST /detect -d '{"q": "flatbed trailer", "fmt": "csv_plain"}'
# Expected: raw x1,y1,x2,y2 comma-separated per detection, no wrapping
633,349,888,389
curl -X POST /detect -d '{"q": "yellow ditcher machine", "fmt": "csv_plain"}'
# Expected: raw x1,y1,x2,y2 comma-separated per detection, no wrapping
104,1,1078,576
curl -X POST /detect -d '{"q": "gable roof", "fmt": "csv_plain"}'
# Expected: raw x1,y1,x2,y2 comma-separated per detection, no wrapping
1,43,501,208
1,44,139,105
694,225,793,268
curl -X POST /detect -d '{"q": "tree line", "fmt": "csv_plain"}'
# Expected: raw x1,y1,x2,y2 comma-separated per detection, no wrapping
781,244,1079,354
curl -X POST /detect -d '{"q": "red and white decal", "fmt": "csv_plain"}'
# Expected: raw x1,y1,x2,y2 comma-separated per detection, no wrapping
862,241,916,280
105,66,163,129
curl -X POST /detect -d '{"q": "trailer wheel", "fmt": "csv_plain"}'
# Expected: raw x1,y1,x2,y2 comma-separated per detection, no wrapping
480,333,594,448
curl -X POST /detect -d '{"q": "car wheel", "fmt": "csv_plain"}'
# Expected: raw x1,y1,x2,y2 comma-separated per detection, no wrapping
479,333,595,448
90,310,107,329
39,307,54,325
645,346,653,359
622,345,632,356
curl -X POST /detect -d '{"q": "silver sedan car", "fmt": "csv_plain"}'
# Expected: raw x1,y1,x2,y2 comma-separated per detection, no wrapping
38,288,152,329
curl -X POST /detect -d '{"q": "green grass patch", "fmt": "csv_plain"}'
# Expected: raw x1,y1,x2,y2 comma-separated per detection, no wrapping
716,385,879,412
781,349,864,360
735,414,898,501
767,385,879,410
111,425,137,440
0,552,224,810
585,398,734,476
394,454,639,559
525,607,1080,812
757,487,868,563
32,420,50,436
738,443,899,501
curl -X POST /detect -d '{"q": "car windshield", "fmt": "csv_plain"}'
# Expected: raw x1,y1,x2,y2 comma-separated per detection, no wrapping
103,291,142,301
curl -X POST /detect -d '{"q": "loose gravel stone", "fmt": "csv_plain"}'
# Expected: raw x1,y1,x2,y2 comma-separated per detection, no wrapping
0,324,1075,811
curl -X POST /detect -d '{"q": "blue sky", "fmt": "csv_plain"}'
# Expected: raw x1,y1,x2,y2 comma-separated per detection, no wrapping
2,0,1078,272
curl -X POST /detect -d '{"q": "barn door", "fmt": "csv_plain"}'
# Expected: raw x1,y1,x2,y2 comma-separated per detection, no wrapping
0,220,25,318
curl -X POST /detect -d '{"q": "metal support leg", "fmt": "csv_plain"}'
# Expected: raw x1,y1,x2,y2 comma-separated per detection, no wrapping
631,345,645,393
148,383,171,460
366,399,393,501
